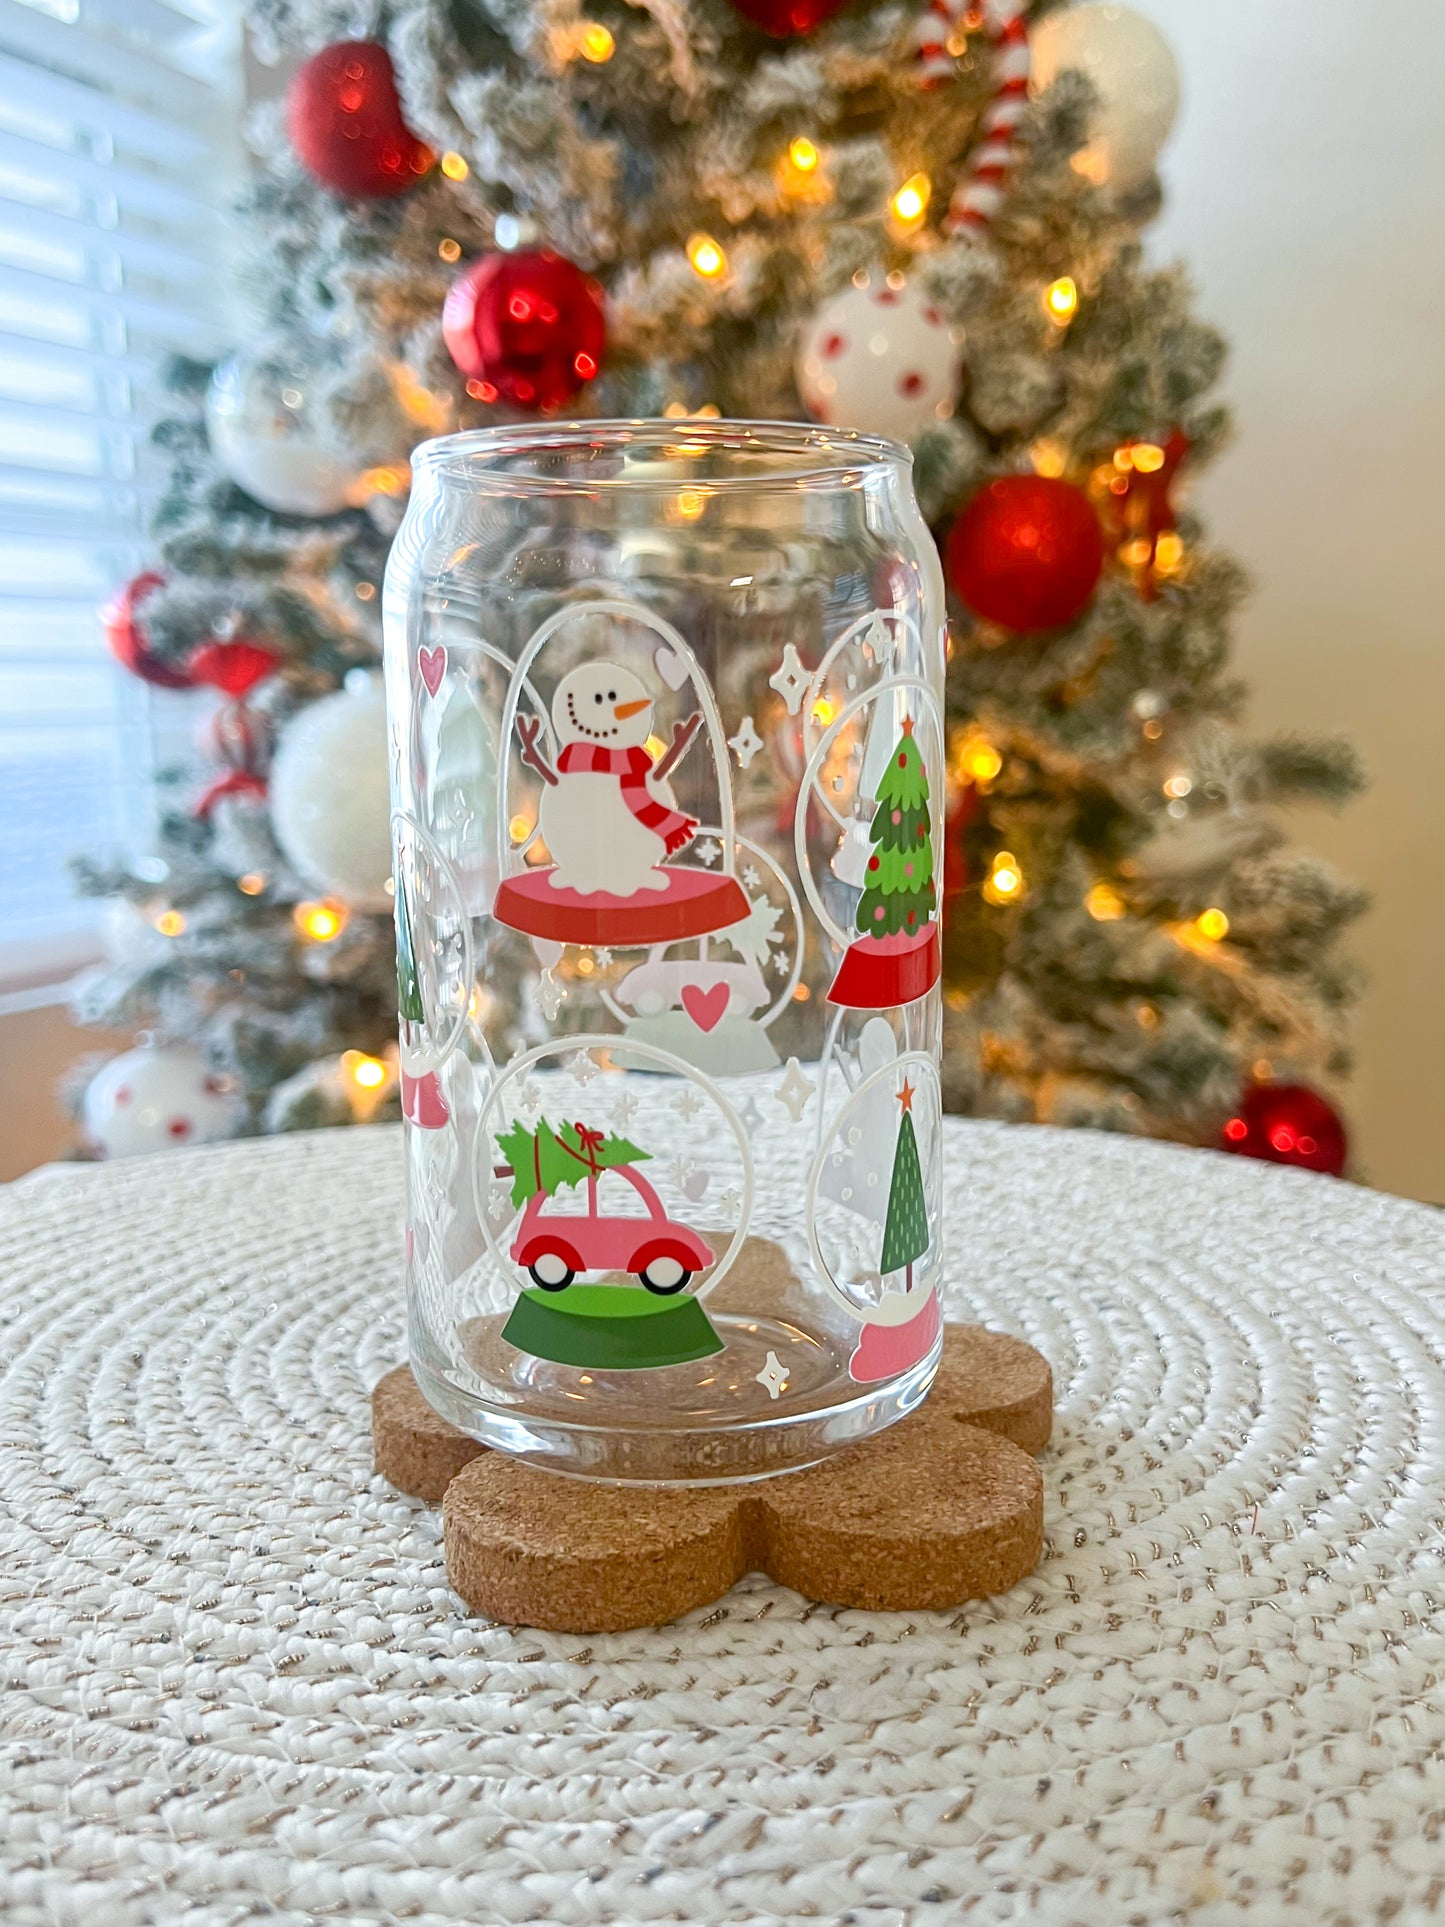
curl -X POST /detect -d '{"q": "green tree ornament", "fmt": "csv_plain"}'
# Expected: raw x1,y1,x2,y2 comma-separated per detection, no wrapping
395,877,425,1025
879,1081,929,1288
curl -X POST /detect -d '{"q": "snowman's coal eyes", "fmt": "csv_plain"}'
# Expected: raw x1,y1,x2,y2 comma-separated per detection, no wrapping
594,692,603,704
607,690,616,701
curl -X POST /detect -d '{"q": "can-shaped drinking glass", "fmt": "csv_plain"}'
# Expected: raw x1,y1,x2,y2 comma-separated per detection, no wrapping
384,420,947,1483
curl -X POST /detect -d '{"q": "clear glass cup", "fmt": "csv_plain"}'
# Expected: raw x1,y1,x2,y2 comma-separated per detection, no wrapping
384,420,948,1483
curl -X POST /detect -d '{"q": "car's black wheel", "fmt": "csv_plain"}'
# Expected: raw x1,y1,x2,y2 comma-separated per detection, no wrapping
528,1254,575,1292
639,1257,691,1295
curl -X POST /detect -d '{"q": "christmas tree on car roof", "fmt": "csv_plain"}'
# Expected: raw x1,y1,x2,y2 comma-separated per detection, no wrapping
73,0,1361,1173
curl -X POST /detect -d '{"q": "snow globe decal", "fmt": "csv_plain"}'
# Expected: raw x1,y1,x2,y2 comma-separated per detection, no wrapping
385,420,948,1483
491,601,748,951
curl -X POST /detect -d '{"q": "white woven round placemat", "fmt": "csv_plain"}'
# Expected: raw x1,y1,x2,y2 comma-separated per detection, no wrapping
1,1121,1441,1926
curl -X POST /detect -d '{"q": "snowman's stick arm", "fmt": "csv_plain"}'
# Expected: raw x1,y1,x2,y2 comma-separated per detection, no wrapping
654,711,702,783
516,714,558,786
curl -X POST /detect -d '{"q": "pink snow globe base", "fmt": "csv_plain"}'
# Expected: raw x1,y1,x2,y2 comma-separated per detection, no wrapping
386,422,949,1483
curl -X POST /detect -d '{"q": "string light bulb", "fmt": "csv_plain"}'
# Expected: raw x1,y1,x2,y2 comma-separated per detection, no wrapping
789,136,820,174
1044,276,1079,324
508,812,533,845
1195,906,1230,943
1030,438,1068,479
237,873,265,897
294,898,348,943
340,1048,392,1122
439,151,469,181
952,728,1002,787
890,172,931,229
674,487,707,521
361,463,409,498
686,233,727,280
578,22,615,61
154,908,186,937
982,851,1025,906
1085,881,1126,922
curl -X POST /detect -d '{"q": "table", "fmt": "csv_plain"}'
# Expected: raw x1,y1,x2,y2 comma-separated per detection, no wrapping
1,1121,1441,1925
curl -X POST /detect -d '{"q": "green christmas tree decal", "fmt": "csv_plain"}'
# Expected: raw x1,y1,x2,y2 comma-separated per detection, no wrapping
395,876,425,1025
497,1117,649,1209
855,717,936,942
879,1081,929,1289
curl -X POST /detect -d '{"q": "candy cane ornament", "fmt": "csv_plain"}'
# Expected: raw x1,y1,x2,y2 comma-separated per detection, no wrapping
912,0,1033,237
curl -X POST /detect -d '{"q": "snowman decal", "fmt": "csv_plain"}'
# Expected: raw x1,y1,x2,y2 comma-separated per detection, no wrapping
518,661,703,896
492,630,748,950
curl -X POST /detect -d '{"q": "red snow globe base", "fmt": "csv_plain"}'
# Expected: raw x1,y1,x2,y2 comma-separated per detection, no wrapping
827,925,941,1010
493,867,750,948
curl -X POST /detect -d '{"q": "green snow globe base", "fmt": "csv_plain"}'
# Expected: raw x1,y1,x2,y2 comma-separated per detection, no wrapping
502,1285,725,1371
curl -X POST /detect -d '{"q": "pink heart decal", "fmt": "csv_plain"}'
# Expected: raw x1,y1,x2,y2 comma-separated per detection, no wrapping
681,982,729,1033
418,646,446,697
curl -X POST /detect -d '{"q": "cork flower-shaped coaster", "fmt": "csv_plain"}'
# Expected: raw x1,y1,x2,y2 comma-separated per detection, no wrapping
374,1325,1052,1633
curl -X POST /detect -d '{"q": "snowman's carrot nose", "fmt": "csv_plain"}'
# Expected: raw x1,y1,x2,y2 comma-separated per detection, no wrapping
614,698,650,718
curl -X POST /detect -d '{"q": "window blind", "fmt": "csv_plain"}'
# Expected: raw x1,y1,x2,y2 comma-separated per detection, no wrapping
0,0,235,982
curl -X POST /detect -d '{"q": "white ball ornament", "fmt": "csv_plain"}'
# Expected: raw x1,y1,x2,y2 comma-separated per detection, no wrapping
268,672,393,911
83,1046,241,1159
796,273,961,443
1031,3,1180,192
206,337,366,517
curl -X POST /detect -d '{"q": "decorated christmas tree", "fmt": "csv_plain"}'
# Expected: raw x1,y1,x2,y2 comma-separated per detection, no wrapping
858,721,936,942
497,1117,649,1208
72,0,1361,1167
829,715,941,1009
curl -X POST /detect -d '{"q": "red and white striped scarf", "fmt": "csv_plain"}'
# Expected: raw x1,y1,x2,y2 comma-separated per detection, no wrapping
556,743,697,854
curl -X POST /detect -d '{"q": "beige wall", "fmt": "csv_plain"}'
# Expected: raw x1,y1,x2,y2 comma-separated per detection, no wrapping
1135,0,1445,1200
0,1005,127,1181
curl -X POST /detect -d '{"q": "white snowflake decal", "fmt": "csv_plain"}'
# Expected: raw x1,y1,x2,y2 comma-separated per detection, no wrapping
728,714,764,770
514,1075,541,1115
774,1056,816,1124
675,1086,704,1120
768,644,809,716
719,1187,742,1215
566,1048,600,1085
755,1351,789,1400
695,838,722,867
862,610,894,668
742,865,762,891
535,971,565,1021
614,1088,641,1128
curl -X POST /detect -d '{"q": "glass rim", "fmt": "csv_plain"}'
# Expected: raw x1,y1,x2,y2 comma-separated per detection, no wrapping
409,417,914,492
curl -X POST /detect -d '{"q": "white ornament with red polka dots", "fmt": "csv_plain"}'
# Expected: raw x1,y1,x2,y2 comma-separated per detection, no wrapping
82,1045,242,1159
795,272,962,444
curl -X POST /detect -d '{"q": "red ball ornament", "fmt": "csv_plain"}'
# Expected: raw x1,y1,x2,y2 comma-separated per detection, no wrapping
287,41,432,200
945,474,1105,634
103,572,194,689
443,250,606,411
188,638,281,698
725,0,847,35
1220,1082,1347,1177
